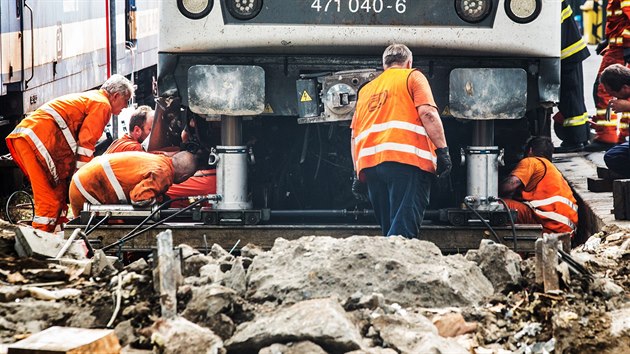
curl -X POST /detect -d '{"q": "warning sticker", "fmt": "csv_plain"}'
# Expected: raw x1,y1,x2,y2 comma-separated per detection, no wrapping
442,106,450,116
300,91,313,102
263,103,274,114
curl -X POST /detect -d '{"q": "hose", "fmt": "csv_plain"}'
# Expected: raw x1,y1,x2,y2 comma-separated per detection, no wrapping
463,199,502,244
495,197,518,252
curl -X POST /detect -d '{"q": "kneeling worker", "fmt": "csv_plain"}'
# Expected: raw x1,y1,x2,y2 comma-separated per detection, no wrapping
68,151,197,217
499,136,578,236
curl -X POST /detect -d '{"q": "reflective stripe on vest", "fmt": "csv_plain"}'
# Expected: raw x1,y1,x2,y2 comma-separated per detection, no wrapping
101,157,127,203
40,105,78,155
561,5,572,23
357,142,437,164
72,174,100,205
33,215,57,225
561,39,587,60
622,0,630,8
77,147,94,158
530,208,577,231
12,127,59,184
527,195,578,212
355,120,428,144
563,113,588,127
607,9,623,16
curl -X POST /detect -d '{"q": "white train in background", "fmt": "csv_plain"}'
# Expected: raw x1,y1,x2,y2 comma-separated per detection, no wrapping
154,0,562,213
0,0,159,154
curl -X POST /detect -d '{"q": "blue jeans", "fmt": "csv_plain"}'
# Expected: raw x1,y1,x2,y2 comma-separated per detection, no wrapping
604,142,630,177
363,162,432,238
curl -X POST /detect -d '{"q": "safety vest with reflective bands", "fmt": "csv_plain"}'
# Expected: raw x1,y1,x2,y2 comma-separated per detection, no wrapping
6,90,113,186
104,134,143,154
606,0,630,48
518,157,578,235
70,151,174,207
352,68,437,179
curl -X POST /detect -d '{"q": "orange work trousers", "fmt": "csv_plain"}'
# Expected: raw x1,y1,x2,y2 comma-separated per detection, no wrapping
11,138,68,232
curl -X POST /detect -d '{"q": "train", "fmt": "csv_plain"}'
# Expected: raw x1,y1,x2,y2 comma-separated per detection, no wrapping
0,0,159,157
153,0,561,224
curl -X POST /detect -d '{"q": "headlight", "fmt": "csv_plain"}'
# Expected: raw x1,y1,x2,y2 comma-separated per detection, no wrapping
177,0,213,20
226,0,263,20
505,0,541,24
454,0,492,23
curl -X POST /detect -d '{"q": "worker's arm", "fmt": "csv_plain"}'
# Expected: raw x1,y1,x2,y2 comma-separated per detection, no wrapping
76,102,112,168
499,175,523,198
129,170,173,206
417,105,447,149
609,98,630,112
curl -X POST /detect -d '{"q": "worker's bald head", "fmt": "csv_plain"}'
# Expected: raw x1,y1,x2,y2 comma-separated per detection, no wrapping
171,151,197,183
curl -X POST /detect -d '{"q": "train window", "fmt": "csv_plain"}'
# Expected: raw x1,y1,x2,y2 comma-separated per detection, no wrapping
504,0,541,24
177,0,214,20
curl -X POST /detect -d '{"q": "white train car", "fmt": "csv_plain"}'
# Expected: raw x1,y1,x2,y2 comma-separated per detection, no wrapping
156,0,561,212
0,0,159,151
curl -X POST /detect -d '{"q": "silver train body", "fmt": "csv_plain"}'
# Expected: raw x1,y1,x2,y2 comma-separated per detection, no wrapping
0,0,158,144
158,0,562,211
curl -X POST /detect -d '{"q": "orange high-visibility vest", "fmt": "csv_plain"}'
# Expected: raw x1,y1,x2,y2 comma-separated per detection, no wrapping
352,68,437,178
105,134,143,154
6,90,113,186
516,157,578,234
69,152,174,215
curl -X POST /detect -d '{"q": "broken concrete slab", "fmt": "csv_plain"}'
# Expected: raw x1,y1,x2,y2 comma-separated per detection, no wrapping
247,236,494,307
149,317,224,354
225,297,362,353
7,326,121,354
466,239,522,293
259,341,328,354
14,226,86,260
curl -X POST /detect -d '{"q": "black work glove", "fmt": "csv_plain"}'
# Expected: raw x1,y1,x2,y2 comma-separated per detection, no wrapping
435,147,452,179
595,39,608,55
624,48,630,64
351,176,369,202
131,197,156,208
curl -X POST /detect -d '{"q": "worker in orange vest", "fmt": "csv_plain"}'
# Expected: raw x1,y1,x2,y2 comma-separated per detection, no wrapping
104,105,154,153
589,0,630,151
351,43,451,238
500,136,578,236
6,74,134,232
600,64,630,177
68,151,197,217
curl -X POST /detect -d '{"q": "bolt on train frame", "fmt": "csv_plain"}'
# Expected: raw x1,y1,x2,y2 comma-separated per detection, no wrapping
149,0,560,227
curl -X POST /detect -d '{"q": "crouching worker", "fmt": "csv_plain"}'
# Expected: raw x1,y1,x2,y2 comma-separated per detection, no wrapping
68,151,197,217
499,136,578,236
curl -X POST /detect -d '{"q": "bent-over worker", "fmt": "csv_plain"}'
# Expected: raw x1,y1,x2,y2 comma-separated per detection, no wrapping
599,64,630,177
68,151,197,217
104,105,154,153
499,136,578,236
6,74,134,232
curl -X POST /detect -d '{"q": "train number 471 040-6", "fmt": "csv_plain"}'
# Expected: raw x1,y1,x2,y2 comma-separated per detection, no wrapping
310,0,407,14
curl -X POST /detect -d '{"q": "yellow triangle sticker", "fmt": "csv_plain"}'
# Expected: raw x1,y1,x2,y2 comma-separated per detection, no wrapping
263,103,274,114
300,91,313,102
442,105,451,116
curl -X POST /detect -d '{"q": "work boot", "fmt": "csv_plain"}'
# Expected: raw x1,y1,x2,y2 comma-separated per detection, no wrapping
584,141,616,152
554,142,585,153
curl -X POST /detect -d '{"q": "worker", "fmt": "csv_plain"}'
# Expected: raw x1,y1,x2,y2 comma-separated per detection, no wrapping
600,64,630,177
588,0,630,151
351,43,451,238
554,0,591,153
5,74,134,232
68,151,197,217
499,136,578,236
104,105,154,153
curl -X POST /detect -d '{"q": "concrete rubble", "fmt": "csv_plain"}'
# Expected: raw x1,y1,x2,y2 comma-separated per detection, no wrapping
0,223,628,354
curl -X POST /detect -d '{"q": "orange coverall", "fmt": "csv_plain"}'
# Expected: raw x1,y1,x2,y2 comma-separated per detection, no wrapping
104,134,143,154
6,90,113,231
68,151,175,217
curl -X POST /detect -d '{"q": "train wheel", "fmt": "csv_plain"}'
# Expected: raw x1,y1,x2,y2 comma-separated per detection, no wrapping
4,190,34,225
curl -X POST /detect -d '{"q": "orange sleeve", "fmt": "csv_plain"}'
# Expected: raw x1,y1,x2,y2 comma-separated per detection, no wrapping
510,158,546,191
129,159,174,203
408,70,437,108
77,100,112,165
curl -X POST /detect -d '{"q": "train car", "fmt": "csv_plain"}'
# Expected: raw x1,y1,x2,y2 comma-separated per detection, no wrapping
0,0,159,155
155,0,560,224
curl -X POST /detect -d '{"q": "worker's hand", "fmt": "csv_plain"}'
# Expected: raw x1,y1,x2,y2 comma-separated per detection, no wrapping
351,176,369,202
595,39,608,55
609,98,630,113
131,198,156,208
624,48,630,64
435,147,452,179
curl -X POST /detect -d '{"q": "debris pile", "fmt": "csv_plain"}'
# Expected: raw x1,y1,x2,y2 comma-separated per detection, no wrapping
0,221,629,353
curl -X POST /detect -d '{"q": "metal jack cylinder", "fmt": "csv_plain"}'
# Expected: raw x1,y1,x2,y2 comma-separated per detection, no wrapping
216,145,252,210
465,146,503,208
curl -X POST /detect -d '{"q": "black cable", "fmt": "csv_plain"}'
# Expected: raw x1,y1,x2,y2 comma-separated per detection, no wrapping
85,212,111,236
116,197,190,245
496,198,518,252
463,199,502,244
101,197,208,251
84,212,96,234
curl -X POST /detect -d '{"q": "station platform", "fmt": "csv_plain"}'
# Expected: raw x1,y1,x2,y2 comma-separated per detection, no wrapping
553,150,630,244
